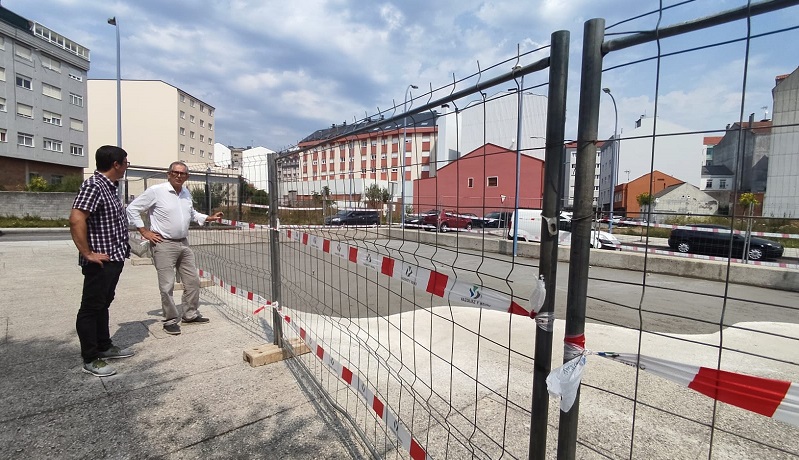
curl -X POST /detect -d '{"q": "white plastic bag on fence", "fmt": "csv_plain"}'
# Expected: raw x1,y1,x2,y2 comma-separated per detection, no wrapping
129,237,152,258
546,354,587,412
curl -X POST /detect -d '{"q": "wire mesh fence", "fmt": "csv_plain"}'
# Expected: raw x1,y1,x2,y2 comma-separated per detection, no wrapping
137,2,799,459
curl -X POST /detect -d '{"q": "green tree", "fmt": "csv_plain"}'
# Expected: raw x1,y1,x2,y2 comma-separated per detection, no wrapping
636,192,653,206
25,176,49,192
363,184,389,209
190,184,226,212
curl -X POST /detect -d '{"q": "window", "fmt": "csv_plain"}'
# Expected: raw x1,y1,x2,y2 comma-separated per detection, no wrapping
487,176,498,187
42,83,62,100
190,115,195,123
43,111,62,126
40,55,61,72
199,135,204,142
0,97,5,112
180,111,185,119
200,150,205,157
179,127,185,136
208,138,213,145
208,108,213,116
209,152,213,158
392,137,399,144
70,118,84,131
15,44,32,60
181,94,186,102
50,175,63,185
18,133,34,147
190,147,195,155
705,179,713,189
0,129,6,142
17,103,33,118
69,73,83,81
0,67,5,81
381,138,387,145
0,36,4,50
70,144,84,156
468,177,474,188
199,120,204,127
190,99,195,107
43,138,63,152
200,104,205,113
719,179,727,189
208,123,213,131
180,144,185,152
190,131,195,139
16,74,32,90
69,93,83,107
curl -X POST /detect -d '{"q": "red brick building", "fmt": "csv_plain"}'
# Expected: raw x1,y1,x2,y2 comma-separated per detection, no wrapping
613,170,684,217
413,143,544,215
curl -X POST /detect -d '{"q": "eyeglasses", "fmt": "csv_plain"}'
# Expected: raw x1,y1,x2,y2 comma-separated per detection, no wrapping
169,171,189,178
117,160,131,167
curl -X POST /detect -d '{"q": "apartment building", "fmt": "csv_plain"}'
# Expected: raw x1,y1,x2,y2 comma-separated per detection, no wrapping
0,6,90,190
87,79,216,169
562,141,604,209
289,112,438,207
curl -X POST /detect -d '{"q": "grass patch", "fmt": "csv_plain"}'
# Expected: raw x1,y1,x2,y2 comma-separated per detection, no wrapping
0,215,70,228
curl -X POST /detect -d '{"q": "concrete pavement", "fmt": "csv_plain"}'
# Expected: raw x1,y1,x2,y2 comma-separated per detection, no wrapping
0,239,369,459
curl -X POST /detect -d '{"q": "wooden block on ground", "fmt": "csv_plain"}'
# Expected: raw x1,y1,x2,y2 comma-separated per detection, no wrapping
243,337,310,367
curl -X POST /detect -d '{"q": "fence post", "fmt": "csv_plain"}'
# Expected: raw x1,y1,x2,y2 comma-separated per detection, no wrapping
204,168,211,214
267,153,283,347
529,29,569,460
557,18,605,460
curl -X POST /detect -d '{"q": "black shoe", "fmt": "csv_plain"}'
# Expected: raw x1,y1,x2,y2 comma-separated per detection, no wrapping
182,316,210,324
164,323,182,335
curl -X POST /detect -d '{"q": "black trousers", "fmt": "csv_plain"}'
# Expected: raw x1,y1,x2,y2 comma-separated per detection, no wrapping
76,261,124,363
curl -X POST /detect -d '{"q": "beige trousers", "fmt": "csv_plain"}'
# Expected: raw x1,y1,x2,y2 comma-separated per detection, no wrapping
151,239,201,325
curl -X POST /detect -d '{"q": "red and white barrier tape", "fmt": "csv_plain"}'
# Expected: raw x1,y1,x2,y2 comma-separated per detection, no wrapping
613,221,799,240
284,228,542,318
196,266,430,460
618,244,799,269
280,313,430,460
597,352,798,427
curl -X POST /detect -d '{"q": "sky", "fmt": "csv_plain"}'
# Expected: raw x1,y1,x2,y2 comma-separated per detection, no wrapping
6,0,799,151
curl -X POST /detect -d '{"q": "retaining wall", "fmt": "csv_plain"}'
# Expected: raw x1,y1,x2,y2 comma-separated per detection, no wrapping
0,191,75,219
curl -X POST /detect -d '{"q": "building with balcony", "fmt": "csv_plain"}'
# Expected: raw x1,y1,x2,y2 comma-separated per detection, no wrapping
0,6,90,190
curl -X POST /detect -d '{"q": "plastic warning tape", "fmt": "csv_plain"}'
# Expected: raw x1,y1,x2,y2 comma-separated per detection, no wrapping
280,313,431,460
195,266,431,460
618,244,799,269
597,353,798,427
614,221,799,240
284,228,535,317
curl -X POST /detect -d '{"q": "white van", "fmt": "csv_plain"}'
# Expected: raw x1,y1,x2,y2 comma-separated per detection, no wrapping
508,209,620,249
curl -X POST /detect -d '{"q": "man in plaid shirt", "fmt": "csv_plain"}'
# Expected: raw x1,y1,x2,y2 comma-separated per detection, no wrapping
69,145,133,377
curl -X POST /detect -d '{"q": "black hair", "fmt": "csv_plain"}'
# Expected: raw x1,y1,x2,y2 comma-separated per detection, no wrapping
95,145,128,172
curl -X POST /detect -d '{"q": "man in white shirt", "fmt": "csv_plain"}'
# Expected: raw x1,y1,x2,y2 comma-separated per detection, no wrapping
127,161,223,335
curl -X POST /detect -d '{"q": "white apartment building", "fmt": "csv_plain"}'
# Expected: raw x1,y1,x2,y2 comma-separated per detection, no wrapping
597,115,704,211
0,6,90,189
764,68,799,218
87,79,216,169
562,141,603,208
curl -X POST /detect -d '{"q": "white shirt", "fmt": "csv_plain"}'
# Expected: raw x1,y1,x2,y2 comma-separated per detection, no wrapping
126,182,208,239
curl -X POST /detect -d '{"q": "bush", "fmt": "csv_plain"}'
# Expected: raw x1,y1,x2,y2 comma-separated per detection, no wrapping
25,176,49,192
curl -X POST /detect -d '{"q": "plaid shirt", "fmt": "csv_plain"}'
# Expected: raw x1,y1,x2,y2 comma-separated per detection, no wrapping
72,171,130,266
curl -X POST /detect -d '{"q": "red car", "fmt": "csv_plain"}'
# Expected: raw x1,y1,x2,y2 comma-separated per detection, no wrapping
422,210,473,232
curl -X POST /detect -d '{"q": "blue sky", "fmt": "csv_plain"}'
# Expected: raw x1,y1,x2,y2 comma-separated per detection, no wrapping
7,0,798,149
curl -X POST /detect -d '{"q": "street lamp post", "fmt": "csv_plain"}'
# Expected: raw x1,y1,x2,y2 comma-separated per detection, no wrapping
602,87,619,233
510,69,524,257
108,17,122,148
401,84,418,228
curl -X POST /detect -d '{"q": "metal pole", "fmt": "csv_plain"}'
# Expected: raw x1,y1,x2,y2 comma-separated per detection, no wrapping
557,18,605,460
603,88,618,233
205,167,211,214
529,29,569,460
401,84,417,227
512,73,524,257
267,153,283,347
107,17,122,148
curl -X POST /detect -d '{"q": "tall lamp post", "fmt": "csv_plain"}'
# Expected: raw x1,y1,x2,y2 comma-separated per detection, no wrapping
510,68,524,257
602,87,619,233
401,84,418,228
108,17,122,148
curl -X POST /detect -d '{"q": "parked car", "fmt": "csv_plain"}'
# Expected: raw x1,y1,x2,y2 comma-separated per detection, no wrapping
667,224,784,261
461,212,484,228
483,211,513,229
589,231,621,250
404,209,438,228
423,209,473,232
324,209,380,226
